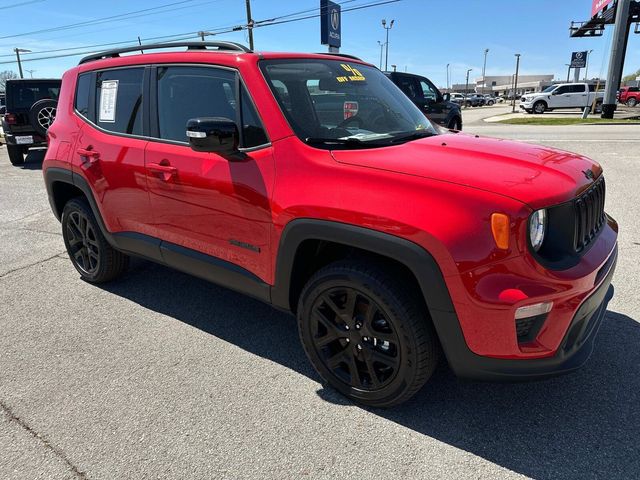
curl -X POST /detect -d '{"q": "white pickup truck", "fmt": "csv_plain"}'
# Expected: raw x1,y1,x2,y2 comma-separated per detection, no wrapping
520,83,604,114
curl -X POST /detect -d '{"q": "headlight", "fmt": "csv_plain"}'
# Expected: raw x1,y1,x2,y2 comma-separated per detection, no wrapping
529,209,546,251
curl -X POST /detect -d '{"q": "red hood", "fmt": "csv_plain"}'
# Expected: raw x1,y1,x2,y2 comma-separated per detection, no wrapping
331,132,602,210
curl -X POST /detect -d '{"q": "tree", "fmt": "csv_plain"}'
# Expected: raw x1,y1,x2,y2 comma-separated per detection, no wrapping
0,70,18,92
622,68,640,83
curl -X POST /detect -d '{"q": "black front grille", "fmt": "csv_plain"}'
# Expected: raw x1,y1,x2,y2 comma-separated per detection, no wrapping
574,177,606,253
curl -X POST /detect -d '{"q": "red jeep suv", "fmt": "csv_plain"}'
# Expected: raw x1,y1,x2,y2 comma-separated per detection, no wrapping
43,42,618,407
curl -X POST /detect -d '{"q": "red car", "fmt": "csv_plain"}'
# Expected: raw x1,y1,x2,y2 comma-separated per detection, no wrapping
618,86,640,107
43,42,618,407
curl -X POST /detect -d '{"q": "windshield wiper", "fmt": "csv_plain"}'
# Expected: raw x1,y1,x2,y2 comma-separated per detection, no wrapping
387,130,436,144
305,137,374,148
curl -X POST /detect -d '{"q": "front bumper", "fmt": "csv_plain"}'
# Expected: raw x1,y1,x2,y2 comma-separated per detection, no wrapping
441,245,617,381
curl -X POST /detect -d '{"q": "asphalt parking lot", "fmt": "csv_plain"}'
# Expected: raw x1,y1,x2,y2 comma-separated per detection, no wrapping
1,117,639,479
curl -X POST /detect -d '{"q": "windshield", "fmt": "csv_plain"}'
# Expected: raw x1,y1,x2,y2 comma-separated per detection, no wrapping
541,85,556,93
259,59,437,148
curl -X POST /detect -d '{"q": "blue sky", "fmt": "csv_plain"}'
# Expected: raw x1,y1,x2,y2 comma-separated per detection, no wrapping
0,0,638,88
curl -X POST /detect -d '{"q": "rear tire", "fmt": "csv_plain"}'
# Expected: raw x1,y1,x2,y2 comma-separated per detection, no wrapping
298,260,439,408
62,197,129,283
626,98,637,107
7,144,24,165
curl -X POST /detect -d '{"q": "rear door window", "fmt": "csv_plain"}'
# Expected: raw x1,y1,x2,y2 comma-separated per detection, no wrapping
95,68,143,135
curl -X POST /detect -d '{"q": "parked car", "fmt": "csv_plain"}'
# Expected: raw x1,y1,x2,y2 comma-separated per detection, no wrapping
43,42,617,407
448,92,465,105
2,78,61,165
464,93,485,107
386,71,462,130
617,86,640,107
483,94,498,106
520,83,604,114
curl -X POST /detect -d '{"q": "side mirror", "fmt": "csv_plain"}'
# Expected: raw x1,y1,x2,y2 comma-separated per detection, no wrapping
186,117,239,155
551,90,559,95
442,93,451,102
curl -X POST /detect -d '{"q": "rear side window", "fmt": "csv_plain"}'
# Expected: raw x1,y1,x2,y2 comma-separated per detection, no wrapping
95,68,143,135
75,73,91,119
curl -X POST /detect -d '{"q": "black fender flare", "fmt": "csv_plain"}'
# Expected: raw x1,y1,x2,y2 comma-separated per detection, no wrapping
44,167,163,262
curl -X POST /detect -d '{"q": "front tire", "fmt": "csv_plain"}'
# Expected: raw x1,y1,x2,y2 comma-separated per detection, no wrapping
298,261,439,407
626,98,637,107
7,144,24,165
62,198,129,283
447,116,462,130
533,101,546,114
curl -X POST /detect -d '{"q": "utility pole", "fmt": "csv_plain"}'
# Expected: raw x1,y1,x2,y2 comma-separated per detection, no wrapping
584,49,593,81
481,48,489,95
245,0,254,50
13,48,30,79
512,54,521,113
602,0,631,119
446,63,450,90
381,19,394,71
465,68,472,106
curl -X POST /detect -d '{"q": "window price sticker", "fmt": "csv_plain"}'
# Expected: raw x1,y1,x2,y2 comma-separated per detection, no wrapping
99,80,118,123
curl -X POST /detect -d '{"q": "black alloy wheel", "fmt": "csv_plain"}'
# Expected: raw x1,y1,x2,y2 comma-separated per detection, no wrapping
65,209,101,276
62,198,129,283
298,261,439,407
309,286,401,391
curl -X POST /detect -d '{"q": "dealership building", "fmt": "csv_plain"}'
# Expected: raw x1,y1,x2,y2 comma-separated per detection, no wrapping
447,74,556,95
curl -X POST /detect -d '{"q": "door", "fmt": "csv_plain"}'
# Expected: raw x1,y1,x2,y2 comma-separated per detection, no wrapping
145,65,274,282
418,78,448,125
72,67,154,237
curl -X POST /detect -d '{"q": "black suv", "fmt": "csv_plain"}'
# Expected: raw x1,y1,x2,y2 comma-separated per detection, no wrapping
2,78,61,165
386,71,462,130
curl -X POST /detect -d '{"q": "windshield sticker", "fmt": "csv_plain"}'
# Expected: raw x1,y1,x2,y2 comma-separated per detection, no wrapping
336,64,366,83
99,79,118,123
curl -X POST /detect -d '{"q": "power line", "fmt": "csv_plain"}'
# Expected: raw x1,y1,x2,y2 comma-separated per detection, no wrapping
0,0,362,58
0,0,402,66
0,0,204,40
1,0,45,10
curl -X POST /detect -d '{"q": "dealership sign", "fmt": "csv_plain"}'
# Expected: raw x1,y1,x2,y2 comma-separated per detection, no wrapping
321,0,341,48
570,51,588,68
592,0,615,17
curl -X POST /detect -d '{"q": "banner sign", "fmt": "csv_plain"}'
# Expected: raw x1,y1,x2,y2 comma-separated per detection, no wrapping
592,0,614,18
570,51,588,68
321,0,341,48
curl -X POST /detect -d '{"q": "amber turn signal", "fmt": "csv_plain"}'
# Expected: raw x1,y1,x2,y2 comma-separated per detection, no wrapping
491,213,510,250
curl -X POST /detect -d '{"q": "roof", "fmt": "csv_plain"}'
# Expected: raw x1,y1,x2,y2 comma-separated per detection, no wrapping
76,41,372,71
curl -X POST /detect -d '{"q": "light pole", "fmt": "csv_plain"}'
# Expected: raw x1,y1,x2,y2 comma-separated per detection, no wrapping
377,41,385,70
465,68,472,106
481,48,489,95
584,49,594,81
446,63,450,90
381,19,394,71
14,48,31,79
391,64,397,72
25,69,35,78
512,53,521,113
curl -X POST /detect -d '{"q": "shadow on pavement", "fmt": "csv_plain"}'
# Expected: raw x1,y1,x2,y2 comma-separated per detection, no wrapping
100,260,639,480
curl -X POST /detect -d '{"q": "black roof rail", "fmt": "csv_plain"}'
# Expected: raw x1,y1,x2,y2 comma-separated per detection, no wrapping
315,52,363,62
79,41,251,65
